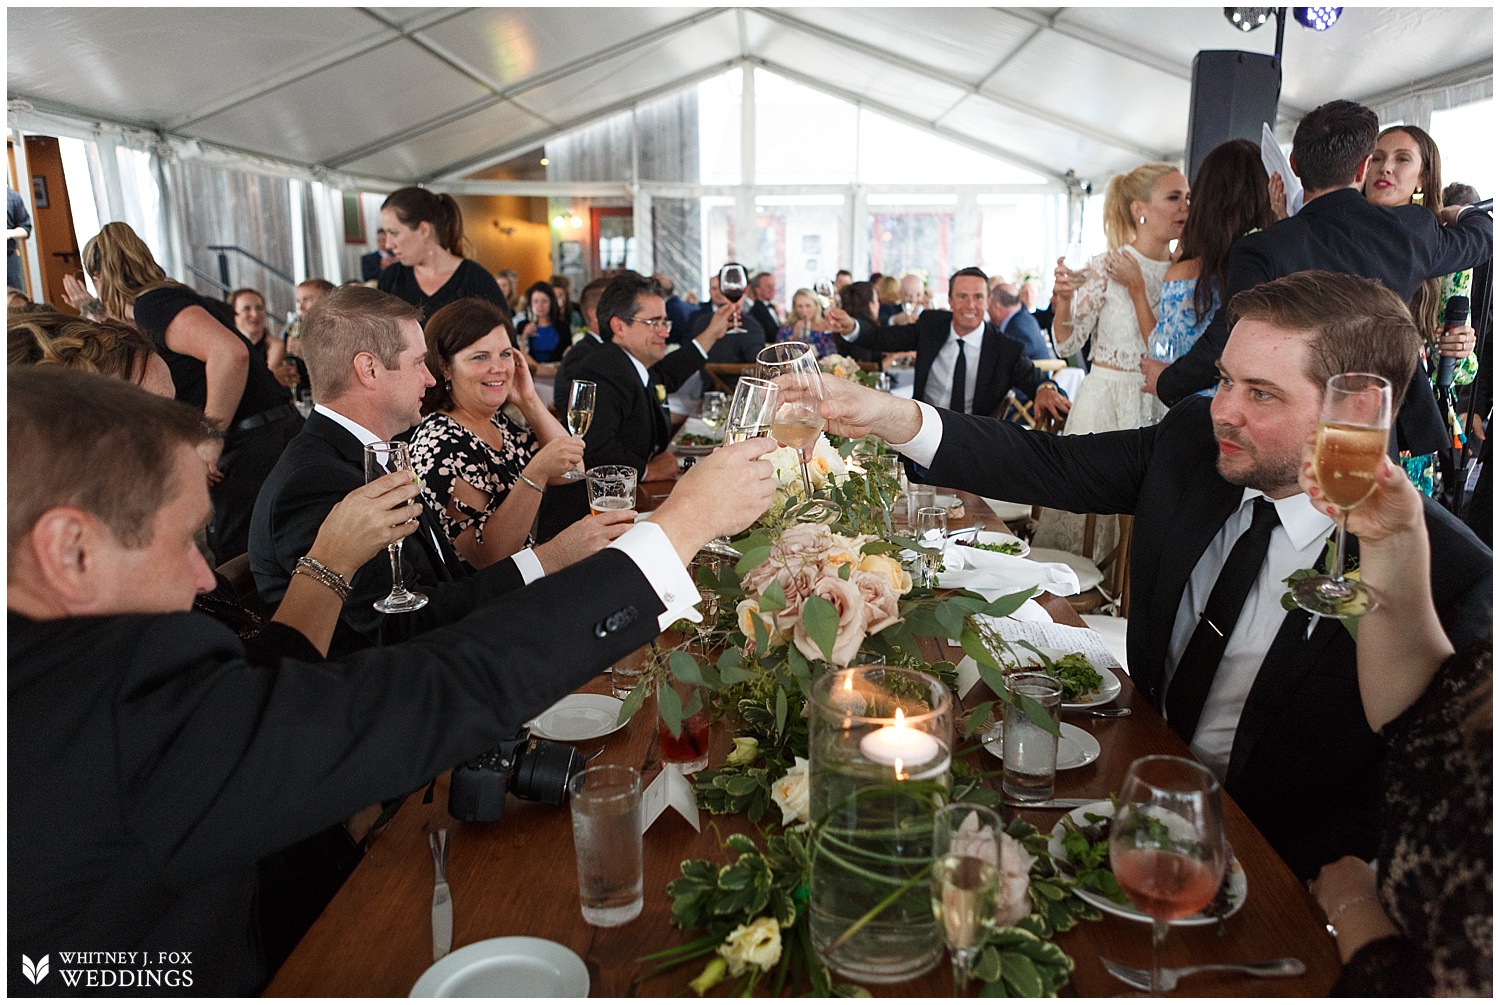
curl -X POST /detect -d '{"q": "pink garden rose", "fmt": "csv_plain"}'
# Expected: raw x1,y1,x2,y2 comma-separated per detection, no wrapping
792,572,868,666
850,569,900,634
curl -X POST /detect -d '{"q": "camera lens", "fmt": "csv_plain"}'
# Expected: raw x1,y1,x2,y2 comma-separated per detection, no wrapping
509,737,584,806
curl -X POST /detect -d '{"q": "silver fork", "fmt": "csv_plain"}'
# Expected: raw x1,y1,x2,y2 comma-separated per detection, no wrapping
1101,956,1305,992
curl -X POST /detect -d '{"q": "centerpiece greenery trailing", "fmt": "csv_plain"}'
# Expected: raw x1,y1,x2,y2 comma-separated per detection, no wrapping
624,432,1103,996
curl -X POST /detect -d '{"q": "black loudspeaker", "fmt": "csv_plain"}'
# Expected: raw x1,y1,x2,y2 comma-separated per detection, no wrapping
1185,50,1282,183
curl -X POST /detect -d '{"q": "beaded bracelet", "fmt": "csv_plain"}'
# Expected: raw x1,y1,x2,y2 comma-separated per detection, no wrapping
1325,893,1378,938
294,556,351,600
518,472,545,494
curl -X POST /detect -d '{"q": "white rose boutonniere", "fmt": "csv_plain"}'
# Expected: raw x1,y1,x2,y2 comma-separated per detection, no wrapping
717,916,782,976
769,757,810,825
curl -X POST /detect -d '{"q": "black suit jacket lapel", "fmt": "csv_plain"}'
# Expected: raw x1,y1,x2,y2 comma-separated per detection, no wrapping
1140,464,1245,703
913,316,948,405
974,324,1008,418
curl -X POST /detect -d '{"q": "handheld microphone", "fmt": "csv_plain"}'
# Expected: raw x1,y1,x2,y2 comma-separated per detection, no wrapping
1438,295,1470,390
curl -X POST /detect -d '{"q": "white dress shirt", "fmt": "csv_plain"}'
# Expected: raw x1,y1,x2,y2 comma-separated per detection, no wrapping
1164,489,1334,779
312,403,548,583
313,404,699,629
922,322,987,414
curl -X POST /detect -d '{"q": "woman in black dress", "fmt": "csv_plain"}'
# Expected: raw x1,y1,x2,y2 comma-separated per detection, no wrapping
1301,451,1491,996
83,222,301,562
377,187,507,319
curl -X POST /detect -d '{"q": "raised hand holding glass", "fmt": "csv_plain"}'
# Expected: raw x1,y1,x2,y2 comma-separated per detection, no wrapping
363,441,429,614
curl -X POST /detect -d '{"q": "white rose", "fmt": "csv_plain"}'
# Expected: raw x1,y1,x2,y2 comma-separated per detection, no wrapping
770,757,810,825
767,444,801,486
725,736,760,767
717,917,783,976
996,830,1037,926
735,598,785,647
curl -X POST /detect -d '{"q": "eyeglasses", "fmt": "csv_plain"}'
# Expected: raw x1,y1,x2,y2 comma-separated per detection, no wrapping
628,316,673,332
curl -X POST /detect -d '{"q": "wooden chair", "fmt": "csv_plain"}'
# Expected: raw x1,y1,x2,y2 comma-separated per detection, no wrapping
1028,513,1132,618
704,363,756,394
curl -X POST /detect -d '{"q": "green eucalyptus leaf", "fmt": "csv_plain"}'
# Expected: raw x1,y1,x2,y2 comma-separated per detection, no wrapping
800,594,840,664
979,588,1040,619
617,680,649,725
1021,693,1062,737
760,578,787,612
658,683,683,738
734,545,772,578
960,625,1002,671
669,651,708,686
775,687,788,737
934,602,966,641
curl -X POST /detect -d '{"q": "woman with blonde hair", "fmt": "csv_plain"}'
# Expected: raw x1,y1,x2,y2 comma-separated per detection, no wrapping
874,274,902,325
1038,161,1188,561
83,221,301,561
377,186,507,319
774,288,838,358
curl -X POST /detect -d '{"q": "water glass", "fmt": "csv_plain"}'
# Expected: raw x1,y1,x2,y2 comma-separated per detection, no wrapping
569,764,643,927
1002,673,1062,802
586,464,637,515
906,484,936,527
609,647,647,699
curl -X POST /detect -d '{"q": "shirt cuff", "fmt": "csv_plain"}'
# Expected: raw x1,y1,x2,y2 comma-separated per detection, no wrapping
512,548,545,585
607,521,702,630
891,400,944,468
690,339,709,359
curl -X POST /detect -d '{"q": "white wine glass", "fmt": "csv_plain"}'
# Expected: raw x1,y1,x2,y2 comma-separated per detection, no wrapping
916,505,947,588
756,341,841,523
363,441,429,614
561,379,596,481
701,378,780,558
1291,372,1393,618
699,390,728,431
813,277,835,313
931,803,1003,996
720,264,749,335
1109,756,1227,997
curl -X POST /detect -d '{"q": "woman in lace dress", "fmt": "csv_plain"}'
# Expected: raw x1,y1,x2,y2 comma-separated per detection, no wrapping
1037,162,1187,560
1302,446,1491,996
1149,140,1274,365
408,298,585,569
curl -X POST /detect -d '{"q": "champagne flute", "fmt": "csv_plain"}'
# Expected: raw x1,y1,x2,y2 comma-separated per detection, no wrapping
1291,372,1393,618
916,505,947,588
561,379,596,480
702,377,779,558
931,803,1003,996
1061,241,1090,277
363,441,429,614
1109,755,1227,997
720,264,749,335
756,341,841,523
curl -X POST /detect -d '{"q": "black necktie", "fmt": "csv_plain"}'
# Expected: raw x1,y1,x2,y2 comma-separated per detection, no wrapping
1166,497,1281,742
949,339,968,413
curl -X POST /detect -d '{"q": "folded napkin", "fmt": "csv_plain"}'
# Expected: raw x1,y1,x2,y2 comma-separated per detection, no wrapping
937,542,1081,601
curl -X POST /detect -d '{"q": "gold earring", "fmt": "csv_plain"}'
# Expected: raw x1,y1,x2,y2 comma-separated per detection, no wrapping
1412,187,1425,206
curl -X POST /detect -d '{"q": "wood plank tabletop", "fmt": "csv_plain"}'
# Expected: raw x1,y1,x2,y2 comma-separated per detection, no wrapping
265,489,1339,997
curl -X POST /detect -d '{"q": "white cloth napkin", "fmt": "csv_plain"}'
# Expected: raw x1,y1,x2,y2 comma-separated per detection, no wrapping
937,542,1081,600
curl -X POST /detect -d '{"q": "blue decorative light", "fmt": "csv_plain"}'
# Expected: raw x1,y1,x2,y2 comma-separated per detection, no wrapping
1293,7,1343,30
1223,7,1274,32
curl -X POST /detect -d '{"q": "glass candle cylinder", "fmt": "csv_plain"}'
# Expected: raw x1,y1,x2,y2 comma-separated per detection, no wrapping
808,665,953,983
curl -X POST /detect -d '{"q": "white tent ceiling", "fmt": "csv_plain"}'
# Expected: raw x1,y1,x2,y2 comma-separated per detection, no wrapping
8,6,1494,188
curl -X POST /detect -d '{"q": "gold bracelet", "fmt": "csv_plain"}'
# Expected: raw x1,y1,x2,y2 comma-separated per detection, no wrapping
294,556,351,600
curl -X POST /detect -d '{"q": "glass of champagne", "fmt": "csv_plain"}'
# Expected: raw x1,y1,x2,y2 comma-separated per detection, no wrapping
562,380,596,480
720,264,749,335
1109,755,1227,997
756,341,841,523
585,465,637,516
931,803,1003,996
363,441,429,614
699,390,728,432
701,377,779,558
916,505,947,588
1291,372,1393,618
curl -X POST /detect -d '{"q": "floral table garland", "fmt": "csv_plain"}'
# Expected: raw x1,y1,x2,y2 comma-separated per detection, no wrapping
626,434,1103,996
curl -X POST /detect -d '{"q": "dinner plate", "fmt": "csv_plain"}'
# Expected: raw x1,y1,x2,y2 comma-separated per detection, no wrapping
1000,649,1121,710
982,721,1100,771
410,936,589,997
950,529,1030,559
1047,802,1248,927
526,694,629,743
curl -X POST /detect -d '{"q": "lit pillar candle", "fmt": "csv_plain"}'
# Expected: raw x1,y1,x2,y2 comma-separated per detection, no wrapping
830,669,867,714
859,708,940,769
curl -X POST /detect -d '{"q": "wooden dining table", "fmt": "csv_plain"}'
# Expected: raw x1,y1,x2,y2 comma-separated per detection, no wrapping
266,489,1340,997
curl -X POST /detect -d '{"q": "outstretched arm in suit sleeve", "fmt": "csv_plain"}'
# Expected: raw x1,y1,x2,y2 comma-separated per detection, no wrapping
1156,242,1272,405
1422,206,1493,279
924,407,1155,515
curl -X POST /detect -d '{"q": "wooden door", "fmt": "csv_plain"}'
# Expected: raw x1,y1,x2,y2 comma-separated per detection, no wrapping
23,135,82,311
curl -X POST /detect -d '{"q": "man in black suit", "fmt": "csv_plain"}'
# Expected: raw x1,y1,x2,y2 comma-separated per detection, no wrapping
541,272,734,535
690,274,764,364
552,276,610,412
802,271,1491,879
746,271,781,341
1144,99,1492,461
250,286,628,655
8,365,776,996
825,266,1071,423
359,227,396,282
989,279,1055,361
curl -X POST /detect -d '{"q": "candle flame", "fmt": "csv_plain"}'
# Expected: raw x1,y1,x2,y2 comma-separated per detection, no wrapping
893,757,907,781
844,670,855,691
894,707,905,728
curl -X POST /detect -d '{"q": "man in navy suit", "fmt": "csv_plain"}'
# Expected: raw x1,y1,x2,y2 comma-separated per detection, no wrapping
988,278,1055,361
1144,99,1492,461
801,271,1491,880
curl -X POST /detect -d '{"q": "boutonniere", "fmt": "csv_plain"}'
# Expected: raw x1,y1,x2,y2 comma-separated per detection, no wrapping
654,383,667,403
1280,538,1361,639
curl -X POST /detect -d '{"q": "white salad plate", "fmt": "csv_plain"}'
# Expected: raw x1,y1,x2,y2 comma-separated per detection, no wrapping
526,694,629,743
410,936,589,997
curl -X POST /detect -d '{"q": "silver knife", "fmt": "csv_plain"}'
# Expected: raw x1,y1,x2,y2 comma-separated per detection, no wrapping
429,828,452,961
1004,797,1098,810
